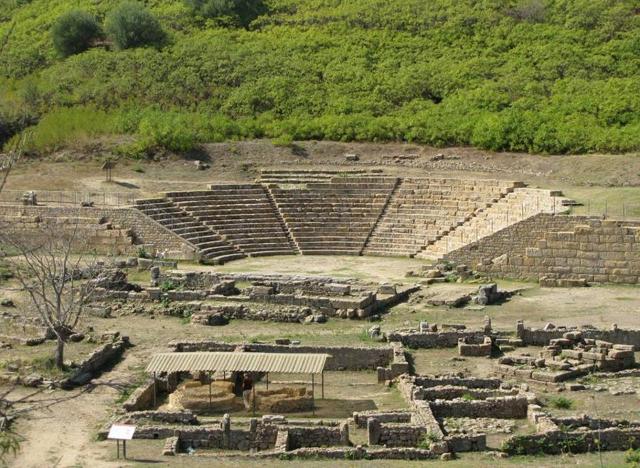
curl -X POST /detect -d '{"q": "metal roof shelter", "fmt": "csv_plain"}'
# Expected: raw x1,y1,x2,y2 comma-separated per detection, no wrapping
146,352,331,415
146,352,329,374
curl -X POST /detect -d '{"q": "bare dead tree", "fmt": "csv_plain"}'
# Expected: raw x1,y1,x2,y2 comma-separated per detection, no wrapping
1,222,106,369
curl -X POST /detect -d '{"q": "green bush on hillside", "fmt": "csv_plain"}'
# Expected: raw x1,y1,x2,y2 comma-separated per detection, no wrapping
184,0,266,27
105,2,166,50
51,10,102,57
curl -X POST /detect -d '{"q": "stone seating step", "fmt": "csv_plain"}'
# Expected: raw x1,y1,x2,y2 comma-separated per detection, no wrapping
298,249,361,255
207,253,247,264
247,250,296,257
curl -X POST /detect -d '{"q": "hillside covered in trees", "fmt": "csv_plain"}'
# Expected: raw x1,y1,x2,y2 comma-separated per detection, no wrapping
2,0,640,155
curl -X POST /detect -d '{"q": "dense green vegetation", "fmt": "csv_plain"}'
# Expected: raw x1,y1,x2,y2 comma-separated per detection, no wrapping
51,10,102,58
2,0,640,154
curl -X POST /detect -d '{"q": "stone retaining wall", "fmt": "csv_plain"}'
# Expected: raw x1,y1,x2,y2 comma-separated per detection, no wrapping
1,205,196,259
444,214,640,285
169,340,394,371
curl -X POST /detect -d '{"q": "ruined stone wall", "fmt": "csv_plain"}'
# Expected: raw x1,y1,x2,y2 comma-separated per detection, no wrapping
353,410,412,428
286,425,346,449
376,422,427,447
416,385,518,401
444,214,640,284
412,376,502,389
258,446,439,460
169,340,394,371
123,379,156,412
60,336,129,388
502,426,640,455
386,330,486,348
517,322,640,348
175,423,279,451
429,396,528,419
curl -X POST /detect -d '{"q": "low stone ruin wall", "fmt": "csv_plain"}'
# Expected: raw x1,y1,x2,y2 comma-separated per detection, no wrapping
429,396,529,419
286,424,348,449
60,336,129,388
262,446,440,460
159,272,356,296
353,410,412,428
376,344,410,381
169,340,394,371
415,385,519,401
191,304,312,324
177,423,279,452
369,419,427,447
458,336,492,356
517,321,640,348
445,434,487,452
504,411,640,455
117,410,198,426
123,379,156,412
501,327,637,382
403,375,502,395
386,329,486,349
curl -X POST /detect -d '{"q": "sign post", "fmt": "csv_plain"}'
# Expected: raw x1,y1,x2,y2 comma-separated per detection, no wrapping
108,424,136,459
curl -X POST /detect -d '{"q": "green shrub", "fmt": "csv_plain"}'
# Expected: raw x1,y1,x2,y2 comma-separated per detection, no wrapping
548,396,574,410
51,10,102,58
626,448,640,467
184,0,266,27
105,2,166,50
159,280,178,292
136,246,150,259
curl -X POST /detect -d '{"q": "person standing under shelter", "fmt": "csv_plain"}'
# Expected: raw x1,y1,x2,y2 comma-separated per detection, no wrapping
242,373,253,410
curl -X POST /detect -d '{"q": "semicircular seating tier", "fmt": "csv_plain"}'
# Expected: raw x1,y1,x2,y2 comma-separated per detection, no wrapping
133,170,566,264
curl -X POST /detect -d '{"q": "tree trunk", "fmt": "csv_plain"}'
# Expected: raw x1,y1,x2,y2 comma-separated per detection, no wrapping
54,337,64,370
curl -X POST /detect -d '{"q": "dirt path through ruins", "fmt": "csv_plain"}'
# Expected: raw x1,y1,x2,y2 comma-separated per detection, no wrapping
10,341,154,467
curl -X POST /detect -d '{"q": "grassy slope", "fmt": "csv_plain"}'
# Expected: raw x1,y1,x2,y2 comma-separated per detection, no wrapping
2,0,640,154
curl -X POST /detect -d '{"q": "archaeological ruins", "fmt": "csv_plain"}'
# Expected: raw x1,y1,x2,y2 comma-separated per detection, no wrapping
1,169,639,464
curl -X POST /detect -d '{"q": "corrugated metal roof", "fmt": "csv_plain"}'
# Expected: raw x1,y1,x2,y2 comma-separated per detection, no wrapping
146,352,330,374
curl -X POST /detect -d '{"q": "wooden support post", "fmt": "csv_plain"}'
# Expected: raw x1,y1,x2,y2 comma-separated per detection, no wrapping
153,372,157,408
116,440,119,459
311,373,315,416
123,440,127,459
321,372,324,399
208,372,212,411
266,372,269,390
252,384,256,416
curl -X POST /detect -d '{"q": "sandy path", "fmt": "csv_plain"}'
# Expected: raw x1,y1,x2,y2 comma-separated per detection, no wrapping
10,345,149,467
